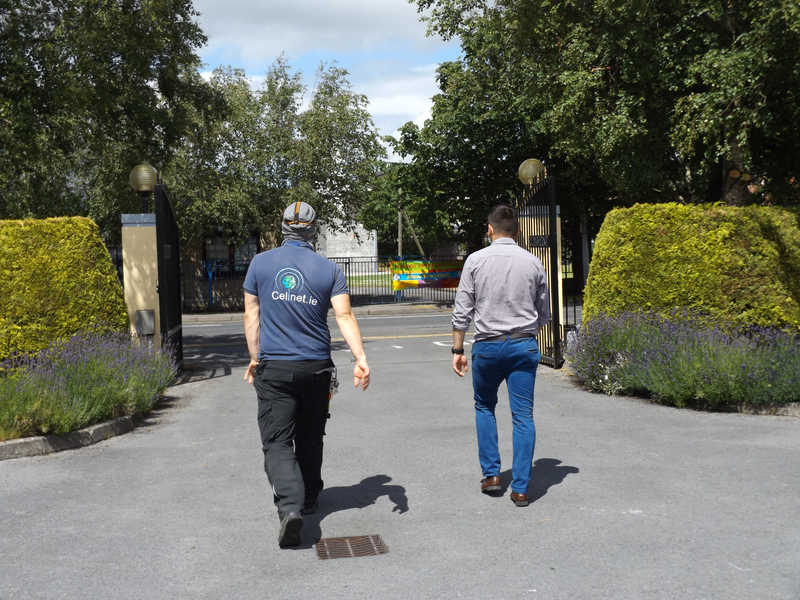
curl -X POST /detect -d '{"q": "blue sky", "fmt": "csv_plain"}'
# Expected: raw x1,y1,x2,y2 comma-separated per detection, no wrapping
193,0,461,146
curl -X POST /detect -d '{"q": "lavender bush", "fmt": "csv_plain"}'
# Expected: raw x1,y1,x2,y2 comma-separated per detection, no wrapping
568,311,800,410
0,331,175,440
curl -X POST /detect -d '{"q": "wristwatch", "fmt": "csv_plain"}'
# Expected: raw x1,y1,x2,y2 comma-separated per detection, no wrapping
451,347,464,355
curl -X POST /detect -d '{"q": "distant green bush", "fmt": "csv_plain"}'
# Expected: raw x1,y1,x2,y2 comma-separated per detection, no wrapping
583,203,800,329
0,217,127,360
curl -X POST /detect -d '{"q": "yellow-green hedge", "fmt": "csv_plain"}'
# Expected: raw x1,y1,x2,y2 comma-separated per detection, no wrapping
583,203,800,329
0,217,127,360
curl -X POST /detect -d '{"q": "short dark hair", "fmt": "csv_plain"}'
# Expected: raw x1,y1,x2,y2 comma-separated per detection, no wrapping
488,204,518,235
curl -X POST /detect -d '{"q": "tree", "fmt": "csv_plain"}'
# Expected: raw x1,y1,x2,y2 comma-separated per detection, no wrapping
291,65,387,229
359,161,460,256
163,63,302,249
390,57,609,253
0,0,217,241
412,0,800,206
163,59,386,250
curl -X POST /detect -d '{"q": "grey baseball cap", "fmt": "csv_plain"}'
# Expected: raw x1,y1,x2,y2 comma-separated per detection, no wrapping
282,201,316,227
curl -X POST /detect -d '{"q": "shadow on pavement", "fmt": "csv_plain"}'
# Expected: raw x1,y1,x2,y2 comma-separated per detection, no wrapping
179,332,250,384
326,339,377,353
499,457,579,503
133,395,184,429
330,340,350,352
175,363,234,385
296,474,409,549
178,334,375,385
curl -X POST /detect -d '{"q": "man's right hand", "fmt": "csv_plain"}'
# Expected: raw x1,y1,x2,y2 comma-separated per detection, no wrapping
453,354,468,377
244,359,258,385
353,356,370,390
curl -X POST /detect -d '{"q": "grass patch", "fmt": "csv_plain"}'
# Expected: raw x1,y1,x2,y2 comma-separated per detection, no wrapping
0,331,176,441
567,311,800,411
345,273,391,288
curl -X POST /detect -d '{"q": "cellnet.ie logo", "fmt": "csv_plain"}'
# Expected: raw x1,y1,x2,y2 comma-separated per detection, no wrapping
273,267,318,306
281,273,298,290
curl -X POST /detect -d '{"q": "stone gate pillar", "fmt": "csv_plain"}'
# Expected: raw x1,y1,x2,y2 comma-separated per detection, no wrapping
121,213,161,347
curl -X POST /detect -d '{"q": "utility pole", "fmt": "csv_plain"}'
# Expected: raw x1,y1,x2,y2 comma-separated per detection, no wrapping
403,210,425,257
397,187,403,258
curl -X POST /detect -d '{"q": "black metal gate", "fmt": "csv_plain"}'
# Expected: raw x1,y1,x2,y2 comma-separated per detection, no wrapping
154,184,183,369
517,170,563,368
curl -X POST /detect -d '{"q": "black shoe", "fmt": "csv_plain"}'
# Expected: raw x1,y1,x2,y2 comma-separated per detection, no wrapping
301,499,318,515
278,512,303,548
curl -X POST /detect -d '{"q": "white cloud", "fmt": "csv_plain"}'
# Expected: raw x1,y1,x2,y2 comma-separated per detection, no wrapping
363,69,438,117
369,93,432,118
356,64,439,140
194,0,440,62
203,60,442,142
410,63,442,73
193,1,458,152
199,70,266,90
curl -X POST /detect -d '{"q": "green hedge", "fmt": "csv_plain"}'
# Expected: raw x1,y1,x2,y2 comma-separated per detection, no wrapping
583,203,800,329
0,217,127,360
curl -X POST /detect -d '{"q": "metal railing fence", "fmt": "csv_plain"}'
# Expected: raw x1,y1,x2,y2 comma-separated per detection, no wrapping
110,250,582,339
328,257,460,306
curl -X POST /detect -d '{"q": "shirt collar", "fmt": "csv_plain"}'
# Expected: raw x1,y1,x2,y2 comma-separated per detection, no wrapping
282,240,313,250
491,237,517,246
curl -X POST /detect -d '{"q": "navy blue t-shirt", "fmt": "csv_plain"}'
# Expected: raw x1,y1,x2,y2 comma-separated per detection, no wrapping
243,240,348,360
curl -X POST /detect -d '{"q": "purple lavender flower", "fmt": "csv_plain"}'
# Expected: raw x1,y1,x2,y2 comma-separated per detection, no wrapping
567,310,800,410
0,329,176,440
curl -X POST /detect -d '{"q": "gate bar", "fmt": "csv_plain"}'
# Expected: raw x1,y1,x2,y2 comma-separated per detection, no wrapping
546,176,563,367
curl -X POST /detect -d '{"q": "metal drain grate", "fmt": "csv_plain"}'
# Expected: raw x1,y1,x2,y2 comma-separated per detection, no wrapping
315,535,388,559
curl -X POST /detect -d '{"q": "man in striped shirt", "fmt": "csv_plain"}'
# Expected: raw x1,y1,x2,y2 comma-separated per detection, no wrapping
451,204,551,507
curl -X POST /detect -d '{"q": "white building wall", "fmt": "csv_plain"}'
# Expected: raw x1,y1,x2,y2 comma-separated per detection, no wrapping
316,221,378,258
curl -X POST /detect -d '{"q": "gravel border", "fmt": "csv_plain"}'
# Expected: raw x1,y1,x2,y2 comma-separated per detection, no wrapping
748,403,800,417
0,416,134,461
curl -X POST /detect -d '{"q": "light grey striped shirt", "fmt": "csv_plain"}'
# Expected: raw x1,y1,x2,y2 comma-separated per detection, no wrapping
452,237,551,340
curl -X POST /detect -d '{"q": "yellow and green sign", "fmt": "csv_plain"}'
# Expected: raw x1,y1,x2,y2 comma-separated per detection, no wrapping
390,259,463,291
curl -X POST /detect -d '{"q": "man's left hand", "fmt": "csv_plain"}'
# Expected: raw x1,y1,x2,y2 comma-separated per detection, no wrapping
244,359,258,385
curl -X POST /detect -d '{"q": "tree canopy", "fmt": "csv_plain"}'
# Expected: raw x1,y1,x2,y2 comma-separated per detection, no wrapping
358,161,460,256
164,59,385,249
1,3,385,248
399,0,800,243
0,0,218,235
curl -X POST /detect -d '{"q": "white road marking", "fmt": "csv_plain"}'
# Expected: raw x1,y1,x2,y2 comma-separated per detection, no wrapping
353,314,451,321
185,314,454,328
392,345,404,349
333,333,452,342
433,340,474,347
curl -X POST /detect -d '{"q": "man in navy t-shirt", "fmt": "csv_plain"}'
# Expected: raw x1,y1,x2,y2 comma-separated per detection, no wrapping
243,201,370,548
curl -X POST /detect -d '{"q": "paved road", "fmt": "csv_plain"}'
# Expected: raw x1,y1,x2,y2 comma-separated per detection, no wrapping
1,313,799,599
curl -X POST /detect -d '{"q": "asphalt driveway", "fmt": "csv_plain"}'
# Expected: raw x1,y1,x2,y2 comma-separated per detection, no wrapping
1,313,798,599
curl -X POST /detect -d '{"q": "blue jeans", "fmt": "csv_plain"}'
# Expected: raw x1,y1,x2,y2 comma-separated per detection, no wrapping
471,336,540,494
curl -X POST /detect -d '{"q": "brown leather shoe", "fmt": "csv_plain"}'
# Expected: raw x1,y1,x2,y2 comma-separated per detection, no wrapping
510,492,530,507
481,476,501,494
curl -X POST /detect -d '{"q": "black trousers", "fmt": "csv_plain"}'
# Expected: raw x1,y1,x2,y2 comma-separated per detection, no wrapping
254,359,333,515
